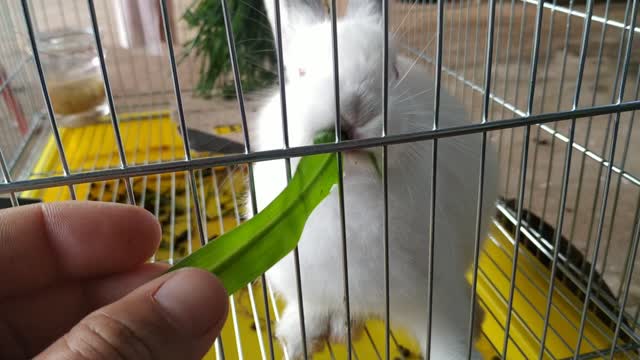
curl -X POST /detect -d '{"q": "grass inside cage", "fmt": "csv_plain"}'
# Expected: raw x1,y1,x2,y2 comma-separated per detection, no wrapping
20,115,636,360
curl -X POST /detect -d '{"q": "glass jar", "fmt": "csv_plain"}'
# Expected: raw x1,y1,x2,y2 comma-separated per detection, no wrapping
36,28,107,127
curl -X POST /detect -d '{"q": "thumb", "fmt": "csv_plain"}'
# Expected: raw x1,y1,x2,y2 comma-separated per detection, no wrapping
36,268,228,360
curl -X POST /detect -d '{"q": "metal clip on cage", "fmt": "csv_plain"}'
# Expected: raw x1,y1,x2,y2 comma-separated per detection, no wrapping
1,0,640,359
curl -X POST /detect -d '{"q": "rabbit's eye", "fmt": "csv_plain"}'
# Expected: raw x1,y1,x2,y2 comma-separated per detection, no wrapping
298,68,306,77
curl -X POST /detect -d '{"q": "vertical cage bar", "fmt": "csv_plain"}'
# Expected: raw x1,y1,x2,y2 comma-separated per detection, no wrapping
614,67,640,300
538,1,594,357
496,0,518,190
20,0,76,200
536,0,576,251
502,0,546,357
467,0,496,358
503,0,530,197
271,0,308,356
382,0,391,358
469,0,482,119
486,0,503,113
527,0,560,220
157,0,207,247
608,207,640,357
567,0,614,247
460,0,472,103
219,0,275,355
86,0,135,205
425,1,444,359
601,65,640,298
578,0,632,269
100,0,128,98
0,148,18,206
573,1,638,356
451,0,465,96
329,0,352,357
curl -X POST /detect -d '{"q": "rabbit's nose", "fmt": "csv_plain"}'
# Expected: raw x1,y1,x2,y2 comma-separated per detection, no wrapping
338,121,352,140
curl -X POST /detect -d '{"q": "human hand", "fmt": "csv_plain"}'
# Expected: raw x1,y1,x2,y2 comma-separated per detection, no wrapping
0,201,228,359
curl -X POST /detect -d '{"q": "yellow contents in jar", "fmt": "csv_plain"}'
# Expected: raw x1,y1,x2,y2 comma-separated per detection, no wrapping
48,74,106,115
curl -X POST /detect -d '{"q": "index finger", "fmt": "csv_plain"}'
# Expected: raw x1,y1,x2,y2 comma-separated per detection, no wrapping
0,201,161,299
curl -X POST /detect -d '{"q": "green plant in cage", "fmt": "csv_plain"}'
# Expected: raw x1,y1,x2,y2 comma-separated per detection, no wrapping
182,0,276,98
169,131,339,294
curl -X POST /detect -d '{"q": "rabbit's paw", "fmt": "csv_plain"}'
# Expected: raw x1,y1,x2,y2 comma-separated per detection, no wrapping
276,305,330,359
328,313,365,344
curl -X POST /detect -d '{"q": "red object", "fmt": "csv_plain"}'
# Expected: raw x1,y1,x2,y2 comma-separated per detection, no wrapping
0,63,28,136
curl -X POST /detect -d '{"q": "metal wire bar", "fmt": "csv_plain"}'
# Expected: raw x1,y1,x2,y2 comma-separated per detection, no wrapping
503,0,529,198
467,0,495,357
578,0,633,273
328,0,352,358
520,0,640,33
271,0,307,356
486,0,504,118
445,0,454,90
494,202,640,346
614,77,640,301
478,245,560,358
469,0,482,120
406,39,640,190
99,0,128,99
382,0,391,358
222,167,247,359
86,0,135,205
451,0,465,97
209,169,233,360
608,204,640,358
537,0,576,234
538,1,594,356
2,99,640,196
19,0,76,200
225,166,268,360
218,0,274,356
0,56,32,96
495,0,517,180
599,65,640,294
567,0,614,245
0,148,18,206
363,326,382,360
526,0,564,225
475,267,530,358
502,0,546,357
168,131,177,265
487,223,592,354
215,337,227,360
424,1,443,358
573,1,638,356
157,0,208,249
459,0,472,103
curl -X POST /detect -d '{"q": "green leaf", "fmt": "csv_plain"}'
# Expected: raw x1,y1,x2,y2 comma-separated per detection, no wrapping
168,132,339,294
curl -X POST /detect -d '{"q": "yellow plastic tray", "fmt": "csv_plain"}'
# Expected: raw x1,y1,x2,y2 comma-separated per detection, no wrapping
23,113,630,359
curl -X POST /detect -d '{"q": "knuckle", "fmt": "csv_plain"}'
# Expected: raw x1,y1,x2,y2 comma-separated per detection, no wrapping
64,312,154,360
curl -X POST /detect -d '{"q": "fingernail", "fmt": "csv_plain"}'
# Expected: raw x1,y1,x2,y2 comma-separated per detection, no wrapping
153,269,228,336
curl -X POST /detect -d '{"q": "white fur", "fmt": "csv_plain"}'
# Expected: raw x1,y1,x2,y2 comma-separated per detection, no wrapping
244,5,499,359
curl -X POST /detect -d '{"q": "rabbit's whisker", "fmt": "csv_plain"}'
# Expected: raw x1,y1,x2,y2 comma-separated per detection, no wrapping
394,33,437,90
393,88,432,105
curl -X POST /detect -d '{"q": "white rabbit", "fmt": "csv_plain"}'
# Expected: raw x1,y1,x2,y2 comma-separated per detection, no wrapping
244,0,499,358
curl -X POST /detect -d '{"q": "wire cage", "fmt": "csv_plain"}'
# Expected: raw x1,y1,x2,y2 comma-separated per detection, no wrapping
1,0,639,359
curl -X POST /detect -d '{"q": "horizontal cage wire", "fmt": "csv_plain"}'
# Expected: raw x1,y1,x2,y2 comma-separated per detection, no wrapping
1,0,640,359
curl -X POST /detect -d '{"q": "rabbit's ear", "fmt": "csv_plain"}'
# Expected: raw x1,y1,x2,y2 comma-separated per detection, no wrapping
264,0,325,47
346,0,381,17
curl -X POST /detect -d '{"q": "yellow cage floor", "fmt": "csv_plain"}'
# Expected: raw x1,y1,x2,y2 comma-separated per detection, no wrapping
21,113,634,359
